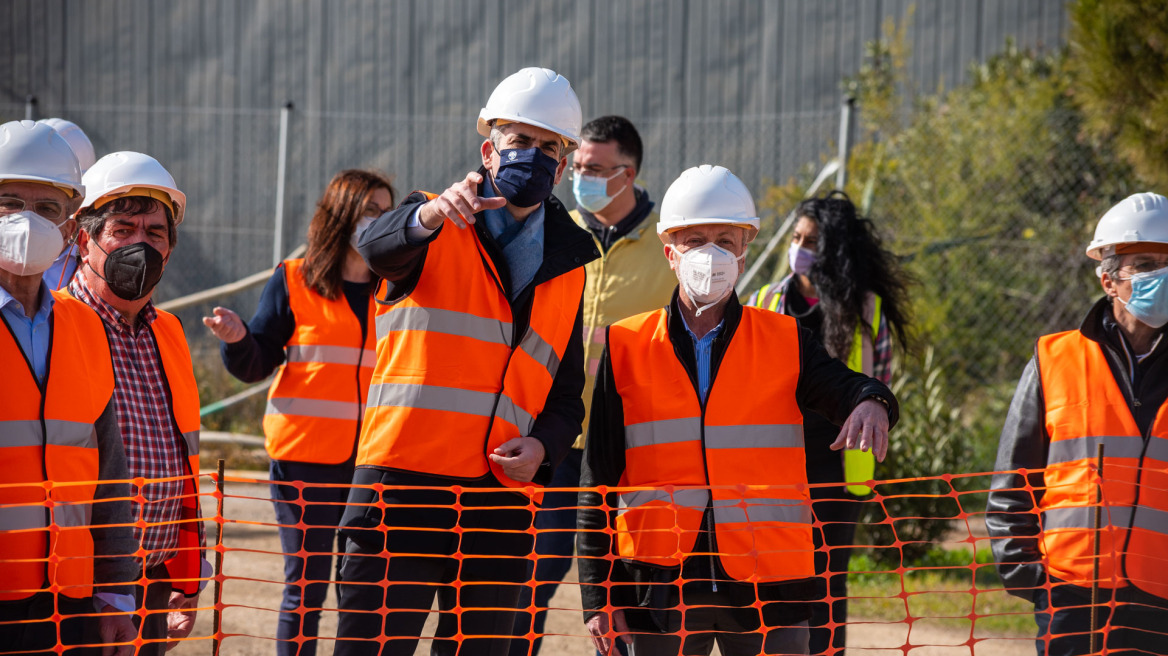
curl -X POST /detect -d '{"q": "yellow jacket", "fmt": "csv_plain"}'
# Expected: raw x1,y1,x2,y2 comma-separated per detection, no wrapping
572,208,678,449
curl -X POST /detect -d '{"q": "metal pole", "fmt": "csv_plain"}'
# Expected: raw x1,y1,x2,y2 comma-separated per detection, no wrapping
835,96,855,191
737,159,840,295
1090,443,1105,655
212,458,226,656
272,102,293,267
24,95,37,121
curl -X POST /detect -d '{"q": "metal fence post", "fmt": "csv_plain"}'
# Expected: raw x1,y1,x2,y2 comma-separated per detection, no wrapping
273,102,293,267
24,95,36,121
835,95,854,191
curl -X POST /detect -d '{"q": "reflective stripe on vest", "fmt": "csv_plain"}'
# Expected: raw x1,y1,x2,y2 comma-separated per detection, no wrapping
358,195,586,494
609,307,813,582
0,293,112,600
264,259,376,464
1036,330,1168,598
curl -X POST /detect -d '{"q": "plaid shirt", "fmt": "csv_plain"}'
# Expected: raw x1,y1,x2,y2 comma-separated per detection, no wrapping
70,276,188,568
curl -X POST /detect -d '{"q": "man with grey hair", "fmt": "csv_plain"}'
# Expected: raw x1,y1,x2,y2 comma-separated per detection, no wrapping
988,193,1168,655
335,68,597,655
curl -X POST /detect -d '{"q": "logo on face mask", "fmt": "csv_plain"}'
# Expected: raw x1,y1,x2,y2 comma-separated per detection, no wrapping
89,240,167,301
673,242,745,315
492,146,559,208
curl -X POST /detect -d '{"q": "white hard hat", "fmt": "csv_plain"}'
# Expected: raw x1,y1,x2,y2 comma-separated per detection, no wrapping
657,165,761,244
1086,192,1168,260
81,152,186,226
0,120,85,201
477,67,582,153
37,118,97,173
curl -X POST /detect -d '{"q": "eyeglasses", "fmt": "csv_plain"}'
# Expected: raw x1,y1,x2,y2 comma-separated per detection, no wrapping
1117,259,1168,279
0,195,67,221
569,164,628,180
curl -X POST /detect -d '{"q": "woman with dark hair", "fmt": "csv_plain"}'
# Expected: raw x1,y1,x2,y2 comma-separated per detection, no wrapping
748,190,912,656
203,168,395,656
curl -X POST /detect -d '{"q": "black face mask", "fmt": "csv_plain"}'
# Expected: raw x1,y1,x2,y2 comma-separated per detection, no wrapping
492,146,560,208
89,241,167,301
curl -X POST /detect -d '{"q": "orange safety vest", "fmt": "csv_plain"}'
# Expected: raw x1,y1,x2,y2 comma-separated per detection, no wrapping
1036,330,1168,599
607,306,815,583
263,259,375,464
358,194,586,494
0,292,112,601
149,310,204,596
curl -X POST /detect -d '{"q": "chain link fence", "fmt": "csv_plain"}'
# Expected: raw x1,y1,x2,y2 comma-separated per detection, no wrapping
5,91,1136,472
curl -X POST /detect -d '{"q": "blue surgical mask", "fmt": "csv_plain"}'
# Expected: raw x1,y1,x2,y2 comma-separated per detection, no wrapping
788,242,817,275
1121,266,1168,328
572,169,627,213
492,146,560,208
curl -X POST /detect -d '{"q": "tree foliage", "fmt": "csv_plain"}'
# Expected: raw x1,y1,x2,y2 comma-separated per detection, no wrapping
1070,0,1168,190
749,16,1147,566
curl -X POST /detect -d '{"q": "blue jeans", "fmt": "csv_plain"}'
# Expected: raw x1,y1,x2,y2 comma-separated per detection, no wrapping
1033,581,1168,656
509,449,627,656
270,459,355,656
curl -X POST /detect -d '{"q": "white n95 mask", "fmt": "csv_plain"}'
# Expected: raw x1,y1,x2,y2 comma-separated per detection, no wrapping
673,242,744,315
0,211,65,276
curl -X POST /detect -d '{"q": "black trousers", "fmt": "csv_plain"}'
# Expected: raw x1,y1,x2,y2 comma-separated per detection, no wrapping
335,497,534,656
134,565,176,656
0,593,101,655
627,587,810,656
808,487,864,656
1034,582,1168,656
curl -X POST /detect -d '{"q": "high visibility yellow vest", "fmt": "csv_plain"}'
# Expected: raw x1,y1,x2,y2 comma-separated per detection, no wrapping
750,282,882,495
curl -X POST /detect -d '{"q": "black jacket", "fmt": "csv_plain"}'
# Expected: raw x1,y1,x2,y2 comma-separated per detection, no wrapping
341,173,599,543
986,296,1168,604
576,291,898,631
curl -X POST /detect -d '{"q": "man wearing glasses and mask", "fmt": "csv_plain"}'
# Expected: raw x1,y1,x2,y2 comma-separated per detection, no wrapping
988,193,1168,656
0,120,138,654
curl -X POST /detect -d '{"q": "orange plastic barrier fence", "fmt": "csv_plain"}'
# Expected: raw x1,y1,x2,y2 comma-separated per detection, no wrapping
1,465,1167,655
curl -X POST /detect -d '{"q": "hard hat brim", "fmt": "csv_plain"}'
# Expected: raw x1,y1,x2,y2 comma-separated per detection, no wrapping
657,218,761,244
81,183,187,226
477,114,579,154
0,174,84,200
1087,240,1168,260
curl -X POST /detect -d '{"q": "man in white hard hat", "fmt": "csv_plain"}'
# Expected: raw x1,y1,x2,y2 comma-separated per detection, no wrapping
0,120,138,654
38,118,97,290
335,67,598,655
510,115,672,656
988,192,1168,656
68,152,207,655
577,165,897,656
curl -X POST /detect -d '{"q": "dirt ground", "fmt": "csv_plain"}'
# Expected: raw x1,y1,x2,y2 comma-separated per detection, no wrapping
170,476,1033,656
